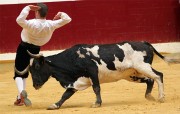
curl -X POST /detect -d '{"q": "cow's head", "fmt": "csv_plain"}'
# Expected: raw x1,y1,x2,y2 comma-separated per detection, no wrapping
15,50,52,90
28,51,52,90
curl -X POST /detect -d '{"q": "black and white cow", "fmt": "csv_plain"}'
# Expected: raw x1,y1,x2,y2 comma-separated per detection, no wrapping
15,41,174,110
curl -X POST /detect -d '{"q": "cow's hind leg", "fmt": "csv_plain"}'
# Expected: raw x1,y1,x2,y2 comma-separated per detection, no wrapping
145,79,155,101
152,68,164,102
135,64,164,103
130,76,155,101
140,78,155,101
47,88,76,110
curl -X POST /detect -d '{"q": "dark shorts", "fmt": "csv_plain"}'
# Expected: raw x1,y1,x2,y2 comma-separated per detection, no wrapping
14,41,40,79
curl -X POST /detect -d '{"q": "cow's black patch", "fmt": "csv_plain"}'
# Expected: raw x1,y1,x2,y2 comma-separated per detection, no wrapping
98,44,125,70
130,76,148,82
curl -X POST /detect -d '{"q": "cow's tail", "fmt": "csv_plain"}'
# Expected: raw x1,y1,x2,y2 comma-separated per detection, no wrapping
143,41,180,64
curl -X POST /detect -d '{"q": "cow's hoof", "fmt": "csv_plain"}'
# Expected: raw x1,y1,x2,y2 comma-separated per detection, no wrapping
47,104,60,110
91,103,101,108
145,94,156,101
158,97,165,103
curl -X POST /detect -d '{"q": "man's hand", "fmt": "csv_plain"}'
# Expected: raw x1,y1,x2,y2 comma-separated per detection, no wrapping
53,12,62,20
28,5,41,11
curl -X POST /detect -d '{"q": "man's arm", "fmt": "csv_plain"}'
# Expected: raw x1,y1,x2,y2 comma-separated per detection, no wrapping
16,5,40,28
52,12,72,29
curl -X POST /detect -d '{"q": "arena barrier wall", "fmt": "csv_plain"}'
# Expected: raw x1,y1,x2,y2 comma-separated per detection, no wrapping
0,0,180,53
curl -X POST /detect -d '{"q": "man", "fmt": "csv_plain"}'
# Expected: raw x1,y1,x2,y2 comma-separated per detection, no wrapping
14,3,71,106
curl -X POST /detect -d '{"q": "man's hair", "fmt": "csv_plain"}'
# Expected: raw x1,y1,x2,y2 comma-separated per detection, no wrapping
37,3,48,18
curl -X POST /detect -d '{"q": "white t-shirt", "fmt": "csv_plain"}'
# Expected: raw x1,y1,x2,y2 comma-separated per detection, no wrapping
16,6,72,46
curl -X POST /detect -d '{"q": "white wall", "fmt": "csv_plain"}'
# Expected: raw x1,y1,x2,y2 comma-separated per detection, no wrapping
0,42,180,62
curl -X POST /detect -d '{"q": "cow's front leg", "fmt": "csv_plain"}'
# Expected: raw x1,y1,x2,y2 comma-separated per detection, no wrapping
91,85,102,108
88,66,102,108
47,88,76,110
90,75,102,108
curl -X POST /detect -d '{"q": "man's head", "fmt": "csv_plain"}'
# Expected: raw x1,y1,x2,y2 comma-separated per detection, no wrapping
36,3,48,18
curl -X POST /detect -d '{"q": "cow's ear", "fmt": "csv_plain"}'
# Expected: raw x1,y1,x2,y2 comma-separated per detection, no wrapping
39,56,45,65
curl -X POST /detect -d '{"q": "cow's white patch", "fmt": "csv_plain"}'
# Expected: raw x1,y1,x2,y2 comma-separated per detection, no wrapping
92,58,138,83
86,52,90,56
64,84,74,89
142,51,147,56
77,50,85,58
30,58,34,66
85,45,100,58
73,77,92,91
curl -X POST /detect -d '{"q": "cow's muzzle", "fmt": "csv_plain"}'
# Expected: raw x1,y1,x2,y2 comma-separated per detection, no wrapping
33,84,42,90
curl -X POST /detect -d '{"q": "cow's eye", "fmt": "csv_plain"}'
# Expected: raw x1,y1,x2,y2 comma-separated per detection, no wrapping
35,64,40,70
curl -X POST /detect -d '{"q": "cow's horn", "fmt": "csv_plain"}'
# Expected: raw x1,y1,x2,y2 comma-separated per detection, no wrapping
27,50,43,58
14,65,30,75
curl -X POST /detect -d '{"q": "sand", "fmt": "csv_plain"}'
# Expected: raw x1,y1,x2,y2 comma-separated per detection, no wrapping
0,56,180,114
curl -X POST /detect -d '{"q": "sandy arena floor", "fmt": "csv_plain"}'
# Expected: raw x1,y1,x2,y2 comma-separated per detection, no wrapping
0,55,180,114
